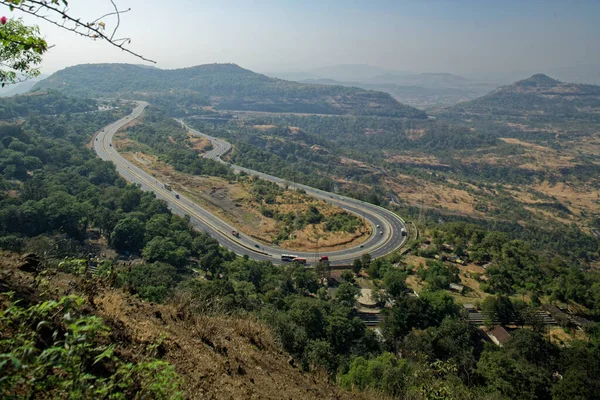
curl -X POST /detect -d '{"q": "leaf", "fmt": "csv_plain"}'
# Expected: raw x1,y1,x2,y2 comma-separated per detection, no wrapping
10,355,21,369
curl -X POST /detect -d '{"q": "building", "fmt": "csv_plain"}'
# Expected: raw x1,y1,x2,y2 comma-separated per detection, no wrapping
449,283,465,293
487,325,511,346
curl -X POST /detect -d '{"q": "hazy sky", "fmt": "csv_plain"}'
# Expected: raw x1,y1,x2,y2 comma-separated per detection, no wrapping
6,0,600,75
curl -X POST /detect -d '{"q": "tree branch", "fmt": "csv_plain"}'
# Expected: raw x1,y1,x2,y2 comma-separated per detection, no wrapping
0,0,155,63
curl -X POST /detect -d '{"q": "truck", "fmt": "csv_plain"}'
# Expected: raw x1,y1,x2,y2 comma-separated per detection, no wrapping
231,230,240,238
164,183,172,191
293,257,307,265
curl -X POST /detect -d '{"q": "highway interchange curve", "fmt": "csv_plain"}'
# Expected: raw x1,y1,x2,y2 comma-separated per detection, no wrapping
94,101,408,265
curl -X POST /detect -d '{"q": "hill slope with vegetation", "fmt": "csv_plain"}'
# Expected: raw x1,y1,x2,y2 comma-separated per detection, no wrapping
33,63,427,118
447,73,600,120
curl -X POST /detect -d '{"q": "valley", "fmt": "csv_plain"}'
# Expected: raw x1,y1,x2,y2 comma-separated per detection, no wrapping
1,64,600,400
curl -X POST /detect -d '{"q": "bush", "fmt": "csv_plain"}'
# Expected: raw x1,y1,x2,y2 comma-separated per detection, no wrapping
0,293,183,399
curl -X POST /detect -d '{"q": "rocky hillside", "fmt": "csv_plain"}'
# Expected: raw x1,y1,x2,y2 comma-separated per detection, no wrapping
34,63,427,118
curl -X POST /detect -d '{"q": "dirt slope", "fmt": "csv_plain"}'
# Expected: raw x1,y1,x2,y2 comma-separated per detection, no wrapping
0,254,377,400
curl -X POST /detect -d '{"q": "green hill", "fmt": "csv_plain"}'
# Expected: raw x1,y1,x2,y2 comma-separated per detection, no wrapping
446,73,600,120
33,63,427,118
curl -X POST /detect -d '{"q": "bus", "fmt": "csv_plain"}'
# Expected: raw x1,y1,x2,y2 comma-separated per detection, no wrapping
281,254,298,262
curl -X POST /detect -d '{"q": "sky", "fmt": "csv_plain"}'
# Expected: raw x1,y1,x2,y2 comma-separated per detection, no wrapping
5,0,600,77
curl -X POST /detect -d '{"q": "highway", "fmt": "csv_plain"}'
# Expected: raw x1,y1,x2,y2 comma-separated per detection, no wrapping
94,102,408,265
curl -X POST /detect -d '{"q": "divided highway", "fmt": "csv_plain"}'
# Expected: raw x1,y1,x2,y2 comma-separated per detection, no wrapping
94,102,408,265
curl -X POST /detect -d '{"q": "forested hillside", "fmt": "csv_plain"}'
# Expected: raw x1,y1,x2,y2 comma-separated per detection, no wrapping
446,73,600,121
33,63,427,118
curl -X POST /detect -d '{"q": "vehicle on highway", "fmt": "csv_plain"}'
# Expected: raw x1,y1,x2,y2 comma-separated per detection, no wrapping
360,244,364,248
109,143,112,147
380,231,383,235
175,194,180,199
95,138,98,141
281,254,298,262
164,183,172,191
401,228,407,237
293,257,307,265
231,230,240,238
319,256,329,262
254,244,260,249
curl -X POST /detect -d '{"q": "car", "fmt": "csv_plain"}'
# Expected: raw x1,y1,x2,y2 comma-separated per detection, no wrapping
360,244,364,248
380,231,383,235
175,194,180,199
254,244,260,249
330,195,334,199
376,224,380,228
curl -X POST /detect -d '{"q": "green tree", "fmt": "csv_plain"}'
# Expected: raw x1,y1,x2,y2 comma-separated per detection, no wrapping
111,216,145,253
383,269,407,297
352,257,363,274
0,18,46,85
335,283,360,308
341,270,355,283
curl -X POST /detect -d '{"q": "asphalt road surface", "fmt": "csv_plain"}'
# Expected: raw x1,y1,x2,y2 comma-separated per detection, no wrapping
94,102,408,265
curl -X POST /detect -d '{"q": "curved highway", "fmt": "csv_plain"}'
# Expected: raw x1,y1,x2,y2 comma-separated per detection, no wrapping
94,102,408,265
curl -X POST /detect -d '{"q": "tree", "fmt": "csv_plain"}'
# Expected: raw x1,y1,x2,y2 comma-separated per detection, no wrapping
360,253,372,268
0,0,154,86
481,295,515,326
118,262,179,302
352,257,363,274
143,236,176,264
341,270,355,283
335,283,360,308
305,340,336,375
383,269,407,297
314,260,330,280
0,18,46,85
111,216,145,253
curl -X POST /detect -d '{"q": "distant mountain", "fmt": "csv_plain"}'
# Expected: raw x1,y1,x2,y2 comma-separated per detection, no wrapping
34,63,426,118
307,64,399,82
0,75,48,97
372,72,471,88
513,73,561,88
300,78,489,109
265,64,413,84
447,73,600,119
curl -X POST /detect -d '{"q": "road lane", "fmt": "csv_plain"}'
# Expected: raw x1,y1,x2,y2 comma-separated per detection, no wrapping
94,102,408,265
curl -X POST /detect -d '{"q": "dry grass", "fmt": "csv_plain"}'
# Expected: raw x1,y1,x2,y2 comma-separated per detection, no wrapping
0,257,372,400
115,138,370,251
384,176,480,216
187,134,211,153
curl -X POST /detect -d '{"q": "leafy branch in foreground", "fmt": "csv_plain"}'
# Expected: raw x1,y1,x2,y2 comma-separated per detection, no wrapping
1,0,154,62
0,0,154,85
0,293,183,399
0,18,46,85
